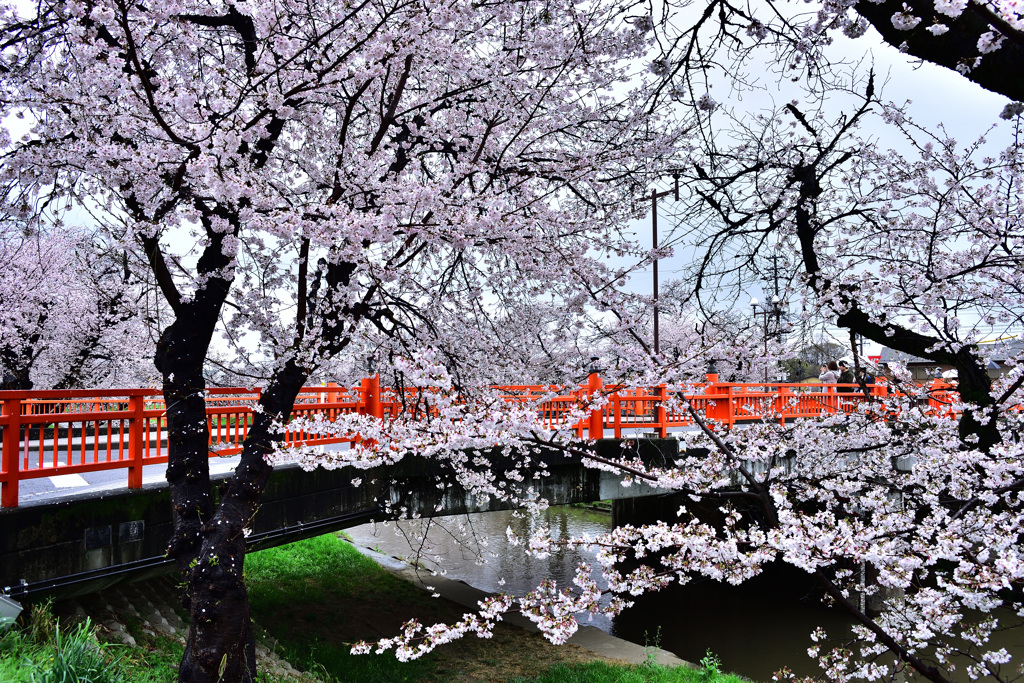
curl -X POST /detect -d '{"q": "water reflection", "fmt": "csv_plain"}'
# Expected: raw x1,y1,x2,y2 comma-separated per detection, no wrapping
348,507,838,678
346,506,1021,682
611,564,855,681
348,507,617,630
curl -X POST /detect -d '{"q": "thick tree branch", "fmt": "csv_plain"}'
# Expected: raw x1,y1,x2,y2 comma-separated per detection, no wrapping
855,0,1024,101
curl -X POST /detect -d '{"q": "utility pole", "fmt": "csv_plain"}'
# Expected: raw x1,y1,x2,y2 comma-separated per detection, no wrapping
769,252,781,301
751,295,786,383
651,172,680,356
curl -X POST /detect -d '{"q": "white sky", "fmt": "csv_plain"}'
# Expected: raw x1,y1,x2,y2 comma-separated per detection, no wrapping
618,23,1015,356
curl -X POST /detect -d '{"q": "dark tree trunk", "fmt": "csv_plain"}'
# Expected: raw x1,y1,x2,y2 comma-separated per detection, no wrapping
0,364,32,391
172,358,309,683
790,158,1001,452
142,209,274,683
1,325,44,390
156,316,217,606
53,331,104,390
834,310,1000,452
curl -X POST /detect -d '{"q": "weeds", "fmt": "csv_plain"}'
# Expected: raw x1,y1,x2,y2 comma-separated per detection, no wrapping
643,626,663,666
699,650,722,682
33,618,125,683
28,600,56,644
1,605,124,683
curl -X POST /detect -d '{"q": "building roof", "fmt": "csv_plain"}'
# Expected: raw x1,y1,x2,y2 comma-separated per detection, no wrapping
880,338,1024,366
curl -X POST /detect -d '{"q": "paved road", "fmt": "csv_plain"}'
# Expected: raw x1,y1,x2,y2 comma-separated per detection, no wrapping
13,426,692,507
16,455,245,506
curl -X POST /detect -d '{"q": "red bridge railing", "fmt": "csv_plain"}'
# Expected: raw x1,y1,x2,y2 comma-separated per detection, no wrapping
0,375,946,508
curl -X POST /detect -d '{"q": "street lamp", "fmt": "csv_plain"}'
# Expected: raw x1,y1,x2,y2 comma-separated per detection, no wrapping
651,172,680,356
751,295,786,383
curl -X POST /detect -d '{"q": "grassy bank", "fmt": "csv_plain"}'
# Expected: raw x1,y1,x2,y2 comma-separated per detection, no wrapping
512,660,750,683
1,533,751,682
0,599,185,683
245,533,750,683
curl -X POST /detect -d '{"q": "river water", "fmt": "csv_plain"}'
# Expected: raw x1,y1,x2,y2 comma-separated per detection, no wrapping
347,506,848,680
347,506,1019,682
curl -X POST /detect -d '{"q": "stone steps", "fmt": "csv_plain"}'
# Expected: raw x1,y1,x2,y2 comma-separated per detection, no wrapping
49,576,316,681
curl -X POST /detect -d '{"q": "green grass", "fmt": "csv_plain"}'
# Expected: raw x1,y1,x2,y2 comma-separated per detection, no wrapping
0,626,37,683
116,614,186,683
246,533,438,682
508,660,750,683
246,532,429,609
0,607,126,683
0,603,294,683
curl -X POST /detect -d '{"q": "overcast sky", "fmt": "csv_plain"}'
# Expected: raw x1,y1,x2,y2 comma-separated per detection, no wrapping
619,23,1015,356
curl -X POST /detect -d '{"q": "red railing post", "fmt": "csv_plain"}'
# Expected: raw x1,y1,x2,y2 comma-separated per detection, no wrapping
587,371,603,440
656,384,668,438
356,375,384,449
777,385,791,427
575,388,585,439
367,375,383,420
613,390,622,439
359,377,383,418
703,381,718,429
325,381,339,420
354,378,368,447
716,384,735,429
127,393,144,489
358,378,370,415
1,396,23,508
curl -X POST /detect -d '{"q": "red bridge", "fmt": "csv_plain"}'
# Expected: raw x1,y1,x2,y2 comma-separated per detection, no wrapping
0,374,948,508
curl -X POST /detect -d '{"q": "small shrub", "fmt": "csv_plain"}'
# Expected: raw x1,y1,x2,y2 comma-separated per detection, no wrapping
28,601,57,645
699,650,722,682
29,618,124,683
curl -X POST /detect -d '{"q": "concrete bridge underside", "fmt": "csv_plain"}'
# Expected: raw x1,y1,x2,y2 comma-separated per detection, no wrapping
0,438,679,601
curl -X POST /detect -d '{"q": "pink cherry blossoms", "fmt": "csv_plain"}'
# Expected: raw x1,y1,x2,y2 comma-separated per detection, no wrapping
2,0,1023,680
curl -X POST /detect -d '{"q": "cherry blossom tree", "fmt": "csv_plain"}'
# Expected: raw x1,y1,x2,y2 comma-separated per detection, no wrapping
661,77,1024,680
0,225,150,390
638,0,1023,111
3,0,1023,682
0,0,684,680
330,6,1024,682
336,92,1024,680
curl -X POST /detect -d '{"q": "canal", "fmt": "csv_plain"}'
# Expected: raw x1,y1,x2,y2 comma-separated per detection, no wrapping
347,505,858,681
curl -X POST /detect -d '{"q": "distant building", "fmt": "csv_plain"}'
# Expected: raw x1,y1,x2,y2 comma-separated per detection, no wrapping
880,339,1023,381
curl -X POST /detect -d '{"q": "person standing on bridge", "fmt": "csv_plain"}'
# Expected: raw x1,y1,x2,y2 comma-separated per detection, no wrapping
856,366,876,398
819,360,839,387
837,360,855,393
